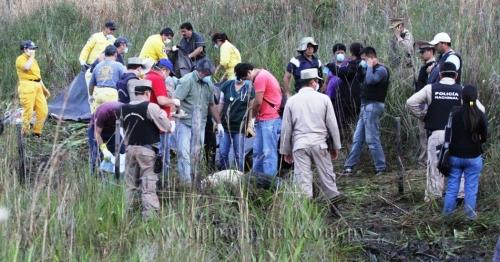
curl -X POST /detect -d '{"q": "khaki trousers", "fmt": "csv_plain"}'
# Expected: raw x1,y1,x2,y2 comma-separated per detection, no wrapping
418,120,427,164
125,145,159,218
426,130,464,202
292,145,340,200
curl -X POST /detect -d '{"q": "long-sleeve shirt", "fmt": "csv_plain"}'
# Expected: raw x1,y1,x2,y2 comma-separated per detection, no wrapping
280,87,341,155
365,65,388,85
219,41,241,79
16,53,41,81
139,34,167,62
389,29,414,67
406,77,485,119
449,108,488,158
79,32,115,65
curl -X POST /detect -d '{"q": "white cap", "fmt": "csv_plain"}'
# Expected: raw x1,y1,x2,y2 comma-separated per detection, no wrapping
429,32,451,45
300,68,322,80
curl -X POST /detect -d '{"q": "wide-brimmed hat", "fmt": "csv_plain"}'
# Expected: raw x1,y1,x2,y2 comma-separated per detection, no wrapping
300,68,322,80
133,80,153,93
389,18,404,29
127,57,145,67
414,40,434,52
429,32,451,45
297,37,318,52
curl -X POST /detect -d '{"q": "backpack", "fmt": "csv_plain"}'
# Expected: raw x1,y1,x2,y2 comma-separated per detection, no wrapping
116,73,139,103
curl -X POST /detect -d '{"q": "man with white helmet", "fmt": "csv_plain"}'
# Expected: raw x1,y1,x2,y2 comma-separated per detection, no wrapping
284,37,323,94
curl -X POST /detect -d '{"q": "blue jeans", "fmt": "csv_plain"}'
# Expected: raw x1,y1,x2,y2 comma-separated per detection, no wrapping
253,118,281,176
218,131,245,171
88,126,124,176
344,102,386,171
443,156,483,219
159,133,171,178
176,122,205,185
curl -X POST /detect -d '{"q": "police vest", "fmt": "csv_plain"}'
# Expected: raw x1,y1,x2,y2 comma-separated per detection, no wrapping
424,83,462,131
427,50,462,84
121,102,160,145
360,64,390,103
289,55,322,89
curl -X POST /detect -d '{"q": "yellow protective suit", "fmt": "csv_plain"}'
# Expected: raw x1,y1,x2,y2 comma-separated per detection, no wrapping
15,53,48,135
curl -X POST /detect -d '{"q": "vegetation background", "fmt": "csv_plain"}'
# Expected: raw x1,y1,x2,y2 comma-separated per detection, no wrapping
0,0,498,260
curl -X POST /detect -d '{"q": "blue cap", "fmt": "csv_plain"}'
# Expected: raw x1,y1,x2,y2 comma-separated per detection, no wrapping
156,58,174,72
20,40,38,50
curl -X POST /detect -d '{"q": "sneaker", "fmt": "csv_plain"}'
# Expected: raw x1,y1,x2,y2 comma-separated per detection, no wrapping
343,167,353,174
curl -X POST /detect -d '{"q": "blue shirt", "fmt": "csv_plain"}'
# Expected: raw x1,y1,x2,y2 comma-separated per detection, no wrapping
90,59,125,88
179,32,205,59
286,54,322,91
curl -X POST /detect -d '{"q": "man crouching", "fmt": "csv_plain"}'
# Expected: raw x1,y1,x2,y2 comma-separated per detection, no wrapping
121,80,170,219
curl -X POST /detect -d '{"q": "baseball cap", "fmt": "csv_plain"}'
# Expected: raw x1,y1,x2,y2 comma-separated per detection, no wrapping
105,21,117,30
156,58,174,72
429,32,451,45
20,40,38,50
114,36,129,47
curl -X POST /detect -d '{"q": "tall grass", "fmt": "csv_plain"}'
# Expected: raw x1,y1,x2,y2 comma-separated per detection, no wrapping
0,0,498,260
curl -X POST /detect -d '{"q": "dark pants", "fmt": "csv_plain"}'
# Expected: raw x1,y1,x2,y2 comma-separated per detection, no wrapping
88,126,125,176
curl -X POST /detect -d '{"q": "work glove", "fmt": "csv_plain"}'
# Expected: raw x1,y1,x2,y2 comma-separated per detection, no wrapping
169,120,176,133
81,64,90,72
216,123,225,138
246,118,256,137
100,143,113,161
172,98,181,107
88,96,95,105
172,45,179,52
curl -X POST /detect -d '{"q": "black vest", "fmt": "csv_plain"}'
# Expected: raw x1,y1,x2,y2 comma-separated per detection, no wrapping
360,64,390,103
121,102,160,145
424,83,462,131
415,60,436,92
427,50,462,84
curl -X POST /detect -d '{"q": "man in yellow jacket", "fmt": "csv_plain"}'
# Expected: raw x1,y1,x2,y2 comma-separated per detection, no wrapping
139,27,174,70
15,40,50,136
79,21,117,67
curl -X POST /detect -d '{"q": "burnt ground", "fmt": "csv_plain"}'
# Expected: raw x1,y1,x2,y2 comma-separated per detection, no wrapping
331,164,498,261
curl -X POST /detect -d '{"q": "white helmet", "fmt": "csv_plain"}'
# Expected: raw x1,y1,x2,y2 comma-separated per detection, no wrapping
297,37,318,52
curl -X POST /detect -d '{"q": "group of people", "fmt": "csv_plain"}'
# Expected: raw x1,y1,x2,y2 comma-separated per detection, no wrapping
14,18,487,220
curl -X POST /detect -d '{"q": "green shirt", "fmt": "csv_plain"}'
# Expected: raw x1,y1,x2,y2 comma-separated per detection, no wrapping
174,71,215,128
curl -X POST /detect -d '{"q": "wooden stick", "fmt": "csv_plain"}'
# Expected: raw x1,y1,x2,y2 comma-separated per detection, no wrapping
114,119,120,180
395,117,405,194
